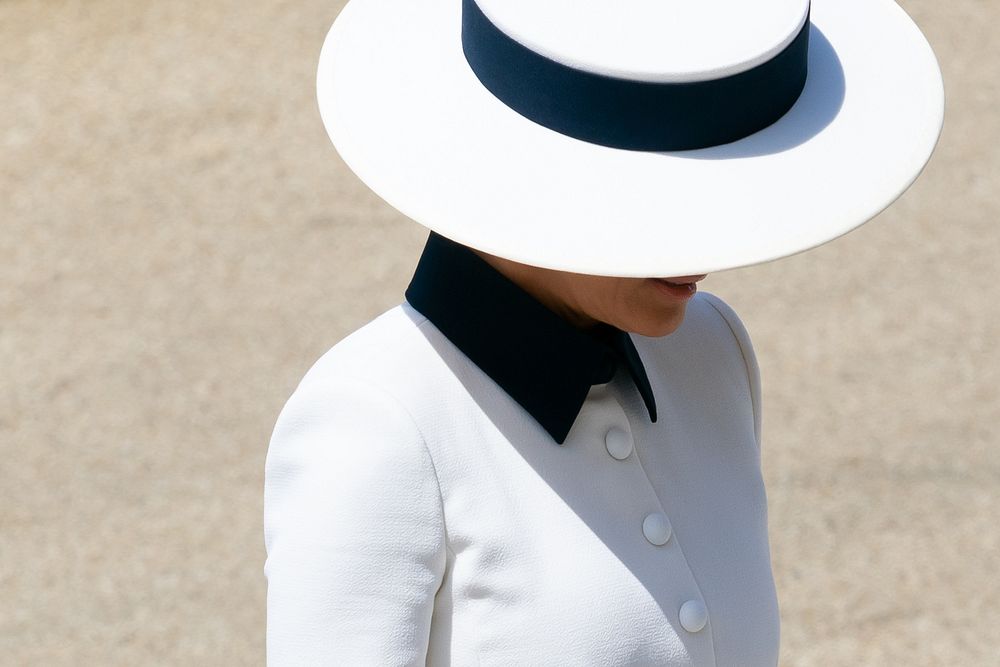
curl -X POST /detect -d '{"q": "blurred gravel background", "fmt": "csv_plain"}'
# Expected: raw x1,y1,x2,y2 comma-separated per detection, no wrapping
2,0,997,664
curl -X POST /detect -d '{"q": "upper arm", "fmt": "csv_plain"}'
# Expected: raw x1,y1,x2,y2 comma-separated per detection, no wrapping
699,293,763,450
263,373,447,665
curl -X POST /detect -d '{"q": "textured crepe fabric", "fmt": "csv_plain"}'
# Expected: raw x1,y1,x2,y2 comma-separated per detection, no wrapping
264,292,779,665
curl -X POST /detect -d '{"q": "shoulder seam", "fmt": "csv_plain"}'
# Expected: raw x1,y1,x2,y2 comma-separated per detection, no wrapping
700,294,762,452
333,374,454,560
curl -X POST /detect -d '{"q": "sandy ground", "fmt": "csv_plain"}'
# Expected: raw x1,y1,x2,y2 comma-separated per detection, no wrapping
1,0,997,664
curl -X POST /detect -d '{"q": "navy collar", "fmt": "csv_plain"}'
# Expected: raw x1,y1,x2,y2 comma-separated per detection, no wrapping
404,232,657,444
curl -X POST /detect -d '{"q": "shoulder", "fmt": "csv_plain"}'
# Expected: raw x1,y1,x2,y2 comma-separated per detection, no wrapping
634,291,763,448
296,303,431,389
695,291,762,448
692,292,757,371
285,303,460,408
294,301,497,419
265,304,448,561
269,301,478,464
266,304,439,491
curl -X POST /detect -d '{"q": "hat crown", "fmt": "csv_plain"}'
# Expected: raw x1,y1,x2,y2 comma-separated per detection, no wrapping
473,0,811,83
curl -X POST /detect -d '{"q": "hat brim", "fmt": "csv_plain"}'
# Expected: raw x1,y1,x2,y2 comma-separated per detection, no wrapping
318,0,944,277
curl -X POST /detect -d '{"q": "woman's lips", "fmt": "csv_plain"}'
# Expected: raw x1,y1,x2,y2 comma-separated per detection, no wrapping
647,275,708,300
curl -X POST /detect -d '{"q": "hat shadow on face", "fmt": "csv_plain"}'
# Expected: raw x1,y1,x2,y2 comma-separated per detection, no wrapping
667,27,845,161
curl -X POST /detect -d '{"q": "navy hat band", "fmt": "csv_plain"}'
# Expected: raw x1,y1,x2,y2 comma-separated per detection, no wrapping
461,0,811,151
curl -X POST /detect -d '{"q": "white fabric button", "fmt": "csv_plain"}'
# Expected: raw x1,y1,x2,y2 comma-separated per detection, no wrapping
604,426,633,460
642,512,672,545
679,599,708,633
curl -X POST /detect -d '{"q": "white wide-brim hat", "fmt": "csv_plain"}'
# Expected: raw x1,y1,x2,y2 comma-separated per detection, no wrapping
318,0,944,277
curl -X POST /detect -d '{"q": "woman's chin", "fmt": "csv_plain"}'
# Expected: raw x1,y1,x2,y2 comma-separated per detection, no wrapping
629,307,688,338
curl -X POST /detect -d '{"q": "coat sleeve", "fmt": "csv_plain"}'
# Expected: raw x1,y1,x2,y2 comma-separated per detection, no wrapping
263,373,447,666
699,293,763,451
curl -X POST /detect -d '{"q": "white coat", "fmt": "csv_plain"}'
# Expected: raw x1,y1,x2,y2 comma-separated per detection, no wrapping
263,291,780,665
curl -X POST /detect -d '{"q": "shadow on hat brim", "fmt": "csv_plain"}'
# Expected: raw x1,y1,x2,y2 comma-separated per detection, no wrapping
318,0,944,277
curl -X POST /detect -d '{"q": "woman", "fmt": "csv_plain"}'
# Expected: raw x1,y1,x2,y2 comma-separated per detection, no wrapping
264,0,943,664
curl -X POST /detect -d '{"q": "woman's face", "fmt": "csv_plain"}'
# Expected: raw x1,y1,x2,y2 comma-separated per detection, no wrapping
473,250,707,337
